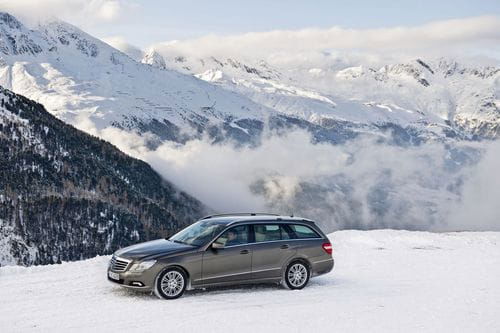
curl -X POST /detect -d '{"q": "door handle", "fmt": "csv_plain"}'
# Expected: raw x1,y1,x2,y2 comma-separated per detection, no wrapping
280,244,289,249
240,249,249,254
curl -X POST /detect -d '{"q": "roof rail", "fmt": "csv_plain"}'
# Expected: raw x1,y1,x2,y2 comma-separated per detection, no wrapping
201,213,279,220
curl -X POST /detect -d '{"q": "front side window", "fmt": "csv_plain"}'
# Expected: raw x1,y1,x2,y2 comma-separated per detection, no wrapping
214,225,250,247
289,224,320,239
254,224,292,242
169,220,227,247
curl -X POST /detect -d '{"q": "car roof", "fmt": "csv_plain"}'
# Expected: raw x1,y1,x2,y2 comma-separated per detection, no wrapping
199,214,316,226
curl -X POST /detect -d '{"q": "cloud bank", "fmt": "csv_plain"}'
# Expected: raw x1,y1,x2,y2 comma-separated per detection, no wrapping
151,16,500,66
79,115,499,232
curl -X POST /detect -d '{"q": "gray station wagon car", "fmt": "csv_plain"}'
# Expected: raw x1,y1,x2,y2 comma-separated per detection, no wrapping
107,213,334,299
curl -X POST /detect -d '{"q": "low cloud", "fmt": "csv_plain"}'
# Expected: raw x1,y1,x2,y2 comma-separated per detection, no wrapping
79,114,499,232
447,140,500,231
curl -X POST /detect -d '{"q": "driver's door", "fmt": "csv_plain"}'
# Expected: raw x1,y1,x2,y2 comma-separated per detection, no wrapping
201,225,252,285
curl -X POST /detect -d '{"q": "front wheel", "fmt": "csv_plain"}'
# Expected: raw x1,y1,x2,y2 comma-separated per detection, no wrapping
154,268,187,299
284,261,310,290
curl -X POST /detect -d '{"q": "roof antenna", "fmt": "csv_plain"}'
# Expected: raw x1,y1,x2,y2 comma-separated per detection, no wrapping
290,213,294,218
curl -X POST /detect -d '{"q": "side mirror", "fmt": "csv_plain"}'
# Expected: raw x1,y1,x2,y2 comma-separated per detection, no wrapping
211,242,224,250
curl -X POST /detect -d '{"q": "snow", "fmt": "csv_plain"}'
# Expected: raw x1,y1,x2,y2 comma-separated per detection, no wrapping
1,230,499,332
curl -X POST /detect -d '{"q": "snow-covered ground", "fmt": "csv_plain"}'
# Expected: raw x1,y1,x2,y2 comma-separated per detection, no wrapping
1,230,499,332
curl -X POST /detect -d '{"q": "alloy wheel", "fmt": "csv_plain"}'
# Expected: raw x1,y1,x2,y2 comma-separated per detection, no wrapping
160,270,185,297
287,263,308,288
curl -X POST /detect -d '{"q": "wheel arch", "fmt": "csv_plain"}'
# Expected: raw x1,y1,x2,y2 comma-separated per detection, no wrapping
155,264,192,290
281,256,312,281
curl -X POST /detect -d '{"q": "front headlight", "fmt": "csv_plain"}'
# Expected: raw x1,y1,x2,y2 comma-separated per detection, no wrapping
129,260,157,273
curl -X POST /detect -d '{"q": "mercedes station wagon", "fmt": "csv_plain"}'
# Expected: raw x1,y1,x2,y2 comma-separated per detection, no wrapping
107,213,334,299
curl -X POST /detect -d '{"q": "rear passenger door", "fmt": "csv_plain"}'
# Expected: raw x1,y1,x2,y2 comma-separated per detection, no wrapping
201,225,252,285
249,224,296,280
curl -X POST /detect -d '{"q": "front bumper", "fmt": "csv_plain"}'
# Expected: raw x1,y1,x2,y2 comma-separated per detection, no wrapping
107,268,153,290
107,257,164,291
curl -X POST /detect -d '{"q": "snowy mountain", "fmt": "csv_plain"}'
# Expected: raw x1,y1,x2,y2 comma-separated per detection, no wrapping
152,51,500,140
0,86,206,266
0,12,275,146
2,12,497,148
1,230,499,331
0,12,366,147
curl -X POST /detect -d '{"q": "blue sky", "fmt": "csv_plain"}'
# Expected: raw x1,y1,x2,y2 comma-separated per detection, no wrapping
100,0,500,47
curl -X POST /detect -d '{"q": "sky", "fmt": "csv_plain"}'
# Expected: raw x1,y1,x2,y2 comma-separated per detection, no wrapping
0,0,499,48
119,0,500,47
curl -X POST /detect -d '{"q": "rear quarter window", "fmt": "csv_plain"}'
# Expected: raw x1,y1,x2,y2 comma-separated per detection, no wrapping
254,224,292,242
289,224,321,239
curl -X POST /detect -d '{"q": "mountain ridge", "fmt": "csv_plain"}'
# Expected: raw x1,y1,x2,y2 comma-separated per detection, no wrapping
148,50,500,140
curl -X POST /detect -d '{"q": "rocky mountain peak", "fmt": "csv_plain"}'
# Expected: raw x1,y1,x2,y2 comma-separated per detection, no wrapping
141,49,166,69
38,19,100,58
0,12,44,56
0,12,22,30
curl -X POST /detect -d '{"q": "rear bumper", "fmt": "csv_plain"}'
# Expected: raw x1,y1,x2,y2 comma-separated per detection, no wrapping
311,257,334,276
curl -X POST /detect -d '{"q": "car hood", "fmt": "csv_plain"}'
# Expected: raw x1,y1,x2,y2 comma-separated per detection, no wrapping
114,239,196,261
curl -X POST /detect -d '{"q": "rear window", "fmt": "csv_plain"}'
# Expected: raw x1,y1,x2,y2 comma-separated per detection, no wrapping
289,224,320,239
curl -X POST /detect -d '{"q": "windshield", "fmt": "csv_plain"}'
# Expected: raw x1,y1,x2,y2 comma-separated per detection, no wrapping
169,220,227,247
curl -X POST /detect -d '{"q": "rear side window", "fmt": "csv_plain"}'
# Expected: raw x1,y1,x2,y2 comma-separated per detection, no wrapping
289,224,320,239
254,224,292,242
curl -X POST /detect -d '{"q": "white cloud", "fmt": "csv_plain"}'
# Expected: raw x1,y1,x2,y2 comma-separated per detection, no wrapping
101,35,143,60
151,16,500,65
0,0,138,26
93,0,122,22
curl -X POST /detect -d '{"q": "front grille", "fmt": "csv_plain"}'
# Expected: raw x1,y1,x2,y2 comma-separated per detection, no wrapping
110,256,131,272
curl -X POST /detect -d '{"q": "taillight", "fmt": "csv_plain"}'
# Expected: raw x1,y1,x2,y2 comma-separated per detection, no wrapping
322,242,333,255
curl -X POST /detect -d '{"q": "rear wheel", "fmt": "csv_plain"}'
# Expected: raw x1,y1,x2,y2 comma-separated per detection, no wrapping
154,268,187,299
284,260,310,290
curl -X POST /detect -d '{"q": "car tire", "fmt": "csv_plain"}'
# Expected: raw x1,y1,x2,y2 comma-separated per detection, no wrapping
284,260,310,290
154,267,187,300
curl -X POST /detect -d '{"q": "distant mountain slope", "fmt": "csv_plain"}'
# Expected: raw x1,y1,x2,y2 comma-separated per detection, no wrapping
153,52,500,140
1,11,490,147
0,86,207,266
